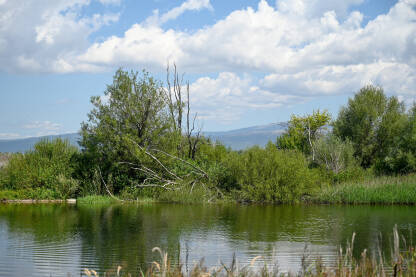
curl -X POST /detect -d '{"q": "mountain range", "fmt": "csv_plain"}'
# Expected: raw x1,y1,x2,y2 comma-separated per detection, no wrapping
0,123,287,153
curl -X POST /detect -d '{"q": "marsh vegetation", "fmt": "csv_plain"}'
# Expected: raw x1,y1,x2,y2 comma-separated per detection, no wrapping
1,68,416,204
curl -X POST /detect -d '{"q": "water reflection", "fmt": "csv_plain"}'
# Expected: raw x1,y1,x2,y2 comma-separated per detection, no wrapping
0,204,415,276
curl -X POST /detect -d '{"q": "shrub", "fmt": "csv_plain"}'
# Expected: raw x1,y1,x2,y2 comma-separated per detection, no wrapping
1,139,78,198
235,143,322,203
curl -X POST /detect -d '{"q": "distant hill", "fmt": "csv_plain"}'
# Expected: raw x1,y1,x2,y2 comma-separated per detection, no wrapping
204,123,286,150
0,123,287,153
0,133,80,153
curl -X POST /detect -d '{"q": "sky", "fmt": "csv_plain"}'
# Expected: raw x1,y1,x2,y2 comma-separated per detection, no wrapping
0,0,415,139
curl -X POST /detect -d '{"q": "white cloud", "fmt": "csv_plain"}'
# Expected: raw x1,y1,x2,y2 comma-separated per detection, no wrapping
1,0,416,123
276,0,364,19
146,0,213,26
189,72,306,123
23,121,62,131
98,0,121,5
0,0,119,73
0,133,20,140
261,62,416,96
76,0,416,75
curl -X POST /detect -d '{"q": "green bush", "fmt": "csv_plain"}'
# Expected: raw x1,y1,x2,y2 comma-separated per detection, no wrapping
0,139,78,198
232,143,322,203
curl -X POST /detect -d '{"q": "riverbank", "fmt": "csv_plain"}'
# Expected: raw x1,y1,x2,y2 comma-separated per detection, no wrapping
314,175,416,204
2,174,416,205
0,199,76,204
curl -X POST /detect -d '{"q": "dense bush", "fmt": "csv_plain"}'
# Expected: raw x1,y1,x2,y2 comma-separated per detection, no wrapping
230,143,322,203
0,139,79,198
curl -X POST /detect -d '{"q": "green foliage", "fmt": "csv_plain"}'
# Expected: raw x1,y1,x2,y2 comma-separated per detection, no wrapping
277,110,331,159
77,195,119,205
79,69,191,194
196,142,240,192
0,139,78,198
314,133,359,180
157,182,216,203
334,85,407,169
234,143,322,203
0,188,59,200
374,103,416,174
316,174,416,204
55,174,79,199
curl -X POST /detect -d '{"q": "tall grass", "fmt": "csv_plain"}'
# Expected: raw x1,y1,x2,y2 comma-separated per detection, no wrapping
84,226,416,276
77,195,120,205
315,174,416,204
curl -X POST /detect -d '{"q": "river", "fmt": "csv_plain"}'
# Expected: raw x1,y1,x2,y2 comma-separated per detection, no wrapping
0,203,415,276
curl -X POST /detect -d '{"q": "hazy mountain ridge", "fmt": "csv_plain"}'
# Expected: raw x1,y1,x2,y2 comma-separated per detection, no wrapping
204,123,286,150
0,133,80,153
0,123,287,152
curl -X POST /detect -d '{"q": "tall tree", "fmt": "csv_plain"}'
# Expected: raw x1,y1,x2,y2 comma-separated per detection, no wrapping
79,68,207,194
277,110,331,160
333,85,406,168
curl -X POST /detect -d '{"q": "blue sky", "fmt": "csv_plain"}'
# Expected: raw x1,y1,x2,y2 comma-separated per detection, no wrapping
0,0,414,138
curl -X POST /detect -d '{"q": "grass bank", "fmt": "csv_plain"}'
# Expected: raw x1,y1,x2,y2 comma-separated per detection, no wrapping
2,174,416,205
315,174,416,204
0,188,61,200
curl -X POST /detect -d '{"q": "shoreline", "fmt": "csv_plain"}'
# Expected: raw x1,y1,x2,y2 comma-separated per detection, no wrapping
0,199,76,204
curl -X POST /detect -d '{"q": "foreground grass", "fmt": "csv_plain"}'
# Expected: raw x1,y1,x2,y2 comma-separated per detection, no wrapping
85,227,415,277
315,174,416,204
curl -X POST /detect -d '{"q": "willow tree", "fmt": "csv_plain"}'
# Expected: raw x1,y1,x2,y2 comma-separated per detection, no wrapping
79,69,207,195
333,85,407,168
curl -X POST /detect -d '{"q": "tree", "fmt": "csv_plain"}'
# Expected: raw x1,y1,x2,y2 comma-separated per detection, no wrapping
314,133,355,174
79,68,207,195
276,110,331,160
375,103,416,174
333,85,407,168
164,63,202,160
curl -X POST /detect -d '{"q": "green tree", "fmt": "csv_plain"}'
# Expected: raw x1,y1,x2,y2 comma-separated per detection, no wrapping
333,85,407,168
375,103,416,174
79,69,175,193
276,110,331,160
79,69,208,195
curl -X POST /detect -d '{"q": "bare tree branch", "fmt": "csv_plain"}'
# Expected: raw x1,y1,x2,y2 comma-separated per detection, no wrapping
97,166,123,202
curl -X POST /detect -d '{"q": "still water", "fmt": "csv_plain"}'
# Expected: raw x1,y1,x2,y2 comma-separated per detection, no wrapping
0,203,416,276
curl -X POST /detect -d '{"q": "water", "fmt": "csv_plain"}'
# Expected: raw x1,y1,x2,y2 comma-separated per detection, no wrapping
0,203,416,276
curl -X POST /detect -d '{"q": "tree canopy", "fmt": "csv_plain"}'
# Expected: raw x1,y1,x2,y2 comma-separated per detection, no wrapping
333,85,406,168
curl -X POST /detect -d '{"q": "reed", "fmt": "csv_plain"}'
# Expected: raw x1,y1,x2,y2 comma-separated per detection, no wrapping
82,226,416,277
77,195,119,205
315,174,416,204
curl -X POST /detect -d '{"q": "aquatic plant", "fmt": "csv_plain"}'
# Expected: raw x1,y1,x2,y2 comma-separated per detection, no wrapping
82,226,416,276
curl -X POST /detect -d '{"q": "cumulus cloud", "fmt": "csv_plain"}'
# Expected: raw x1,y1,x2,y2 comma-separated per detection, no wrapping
146,0,213,26
276,0,364,19
1,0,416,123
0,0,119,73
77,0,416,75
23,121,62,136
189,72,306,123
261,62,416,96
